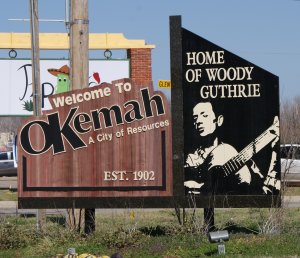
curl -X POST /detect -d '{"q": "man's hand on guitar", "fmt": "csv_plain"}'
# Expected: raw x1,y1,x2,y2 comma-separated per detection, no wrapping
271,116,279,148
249,160,263,178
185,152,202,167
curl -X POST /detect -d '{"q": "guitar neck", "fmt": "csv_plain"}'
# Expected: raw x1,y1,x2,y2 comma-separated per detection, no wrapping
223,121,278,175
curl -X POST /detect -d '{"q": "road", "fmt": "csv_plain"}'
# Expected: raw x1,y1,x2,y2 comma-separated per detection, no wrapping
0,176,17,190
0,197,300,216
1,177,300,216
0,161,17,177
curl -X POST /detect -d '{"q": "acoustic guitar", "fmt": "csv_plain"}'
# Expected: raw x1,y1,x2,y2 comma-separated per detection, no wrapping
184,117,279,194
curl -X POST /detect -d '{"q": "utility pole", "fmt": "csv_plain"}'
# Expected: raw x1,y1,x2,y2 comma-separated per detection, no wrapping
70,0,89,90
30,0,41,115
29,0,45,231
69,0,95,234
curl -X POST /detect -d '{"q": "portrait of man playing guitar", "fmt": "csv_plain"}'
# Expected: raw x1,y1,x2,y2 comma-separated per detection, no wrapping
184,101,280,195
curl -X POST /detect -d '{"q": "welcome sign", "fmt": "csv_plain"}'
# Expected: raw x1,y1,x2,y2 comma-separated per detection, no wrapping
18,79,172,207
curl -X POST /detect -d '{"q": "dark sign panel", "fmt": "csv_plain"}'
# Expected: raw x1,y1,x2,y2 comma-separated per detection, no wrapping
18,79,173,208
182,28,280,198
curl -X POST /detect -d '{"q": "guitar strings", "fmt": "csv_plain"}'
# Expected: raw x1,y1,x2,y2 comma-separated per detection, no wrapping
236,128,275,161
222,123,278,174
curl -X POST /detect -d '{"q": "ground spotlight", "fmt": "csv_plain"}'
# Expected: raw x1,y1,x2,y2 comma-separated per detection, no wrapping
208,230,229,255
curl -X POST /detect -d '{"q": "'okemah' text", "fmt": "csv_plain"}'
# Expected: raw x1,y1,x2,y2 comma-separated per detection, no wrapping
20,83,166,155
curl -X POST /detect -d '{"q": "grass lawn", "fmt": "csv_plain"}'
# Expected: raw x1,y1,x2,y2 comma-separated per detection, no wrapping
285,186,300,195
0,207,300,257
0,190,17,201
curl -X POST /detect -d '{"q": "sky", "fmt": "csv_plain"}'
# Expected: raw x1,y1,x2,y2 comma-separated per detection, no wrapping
0,0,299,101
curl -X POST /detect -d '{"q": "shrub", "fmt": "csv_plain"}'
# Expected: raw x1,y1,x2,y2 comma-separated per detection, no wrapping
0,219,37,249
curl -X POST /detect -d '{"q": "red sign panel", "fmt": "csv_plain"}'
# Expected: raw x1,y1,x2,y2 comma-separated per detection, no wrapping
18,79,172,205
